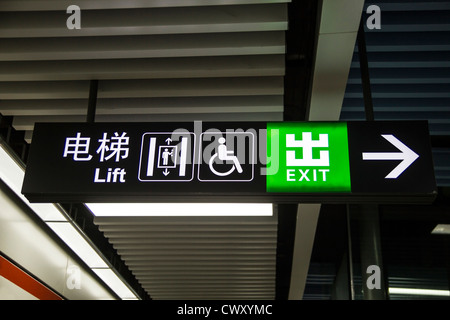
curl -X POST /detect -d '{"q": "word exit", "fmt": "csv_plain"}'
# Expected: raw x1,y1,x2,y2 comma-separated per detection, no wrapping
287,169,330,182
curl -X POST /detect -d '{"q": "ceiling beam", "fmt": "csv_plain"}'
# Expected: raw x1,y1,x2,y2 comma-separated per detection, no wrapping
0,0,292,12
288,0,365,300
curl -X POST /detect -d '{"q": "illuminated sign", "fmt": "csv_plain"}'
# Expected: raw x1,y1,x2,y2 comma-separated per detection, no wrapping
266,122,351,193
22,121,437,204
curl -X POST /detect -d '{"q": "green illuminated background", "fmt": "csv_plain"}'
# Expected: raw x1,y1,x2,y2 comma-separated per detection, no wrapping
266,122,351,193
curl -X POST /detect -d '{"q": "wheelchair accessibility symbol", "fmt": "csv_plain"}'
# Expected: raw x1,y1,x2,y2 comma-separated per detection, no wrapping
198,132,254,182
209,137,243,176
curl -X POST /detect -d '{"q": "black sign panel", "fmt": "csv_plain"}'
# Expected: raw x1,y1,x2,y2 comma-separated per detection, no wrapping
21,121,437,204
22,122,268,203
347,121,436,195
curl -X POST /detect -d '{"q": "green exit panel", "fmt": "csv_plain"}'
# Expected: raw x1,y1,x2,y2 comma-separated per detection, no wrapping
266,122,351,193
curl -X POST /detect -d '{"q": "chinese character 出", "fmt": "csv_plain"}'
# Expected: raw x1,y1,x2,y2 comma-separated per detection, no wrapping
286,132,329,167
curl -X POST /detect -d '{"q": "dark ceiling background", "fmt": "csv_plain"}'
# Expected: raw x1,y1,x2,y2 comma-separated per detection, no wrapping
0,0,448,300
304,0,450,300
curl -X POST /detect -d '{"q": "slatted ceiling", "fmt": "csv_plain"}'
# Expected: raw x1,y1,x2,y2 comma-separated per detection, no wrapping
115,243,276,250
301,1,449,300
0,0,289,300
0,33,285,61
0,5,288,37
339,0,450,187
434,148,450,186
0,96,283,115
0,55,285,81
1,77,283,99
341,3,450,126
0,2,288,142
115,244,277,252
347,69,450,84
13,111,282,132
94,214,278,300
0,0,291,11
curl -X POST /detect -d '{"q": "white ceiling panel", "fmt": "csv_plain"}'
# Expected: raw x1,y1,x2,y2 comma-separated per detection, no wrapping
93,214,278,300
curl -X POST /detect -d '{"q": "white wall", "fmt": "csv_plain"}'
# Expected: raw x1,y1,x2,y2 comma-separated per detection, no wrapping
0,180,117,300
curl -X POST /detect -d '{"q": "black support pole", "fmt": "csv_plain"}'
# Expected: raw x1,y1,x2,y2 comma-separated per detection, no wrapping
351,17,387,300
357,19,375,122
357,205,387,300
86,80,98,123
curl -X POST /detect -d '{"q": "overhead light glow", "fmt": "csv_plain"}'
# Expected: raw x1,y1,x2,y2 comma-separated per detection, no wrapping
0,144,67,222
46,222,108,269
389,287,450,297
92,268,138,300
431,224,450,235
85,203,274,217
0,142,139,300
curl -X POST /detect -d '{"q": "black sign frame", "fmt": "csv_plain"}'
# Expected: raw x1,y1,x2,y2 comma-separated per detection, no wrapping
22,121,437,204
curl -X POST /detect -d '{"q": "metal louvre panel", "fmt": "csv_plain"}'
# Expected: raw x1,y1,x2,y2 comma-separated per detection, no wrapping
340,1,450,135
0,55,285,81
94,214,278,300
0,0,290,299
1,77,283,99
0,0,291,12
0,1,288,138
0,32,286,61
0,5,288,38
340,0,450,187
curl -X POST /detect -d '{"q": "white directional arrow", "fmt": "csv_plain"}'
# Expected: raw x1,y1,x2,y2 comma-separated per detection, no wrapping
163,169,170,176
165,138,172,145
362,134,419,179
